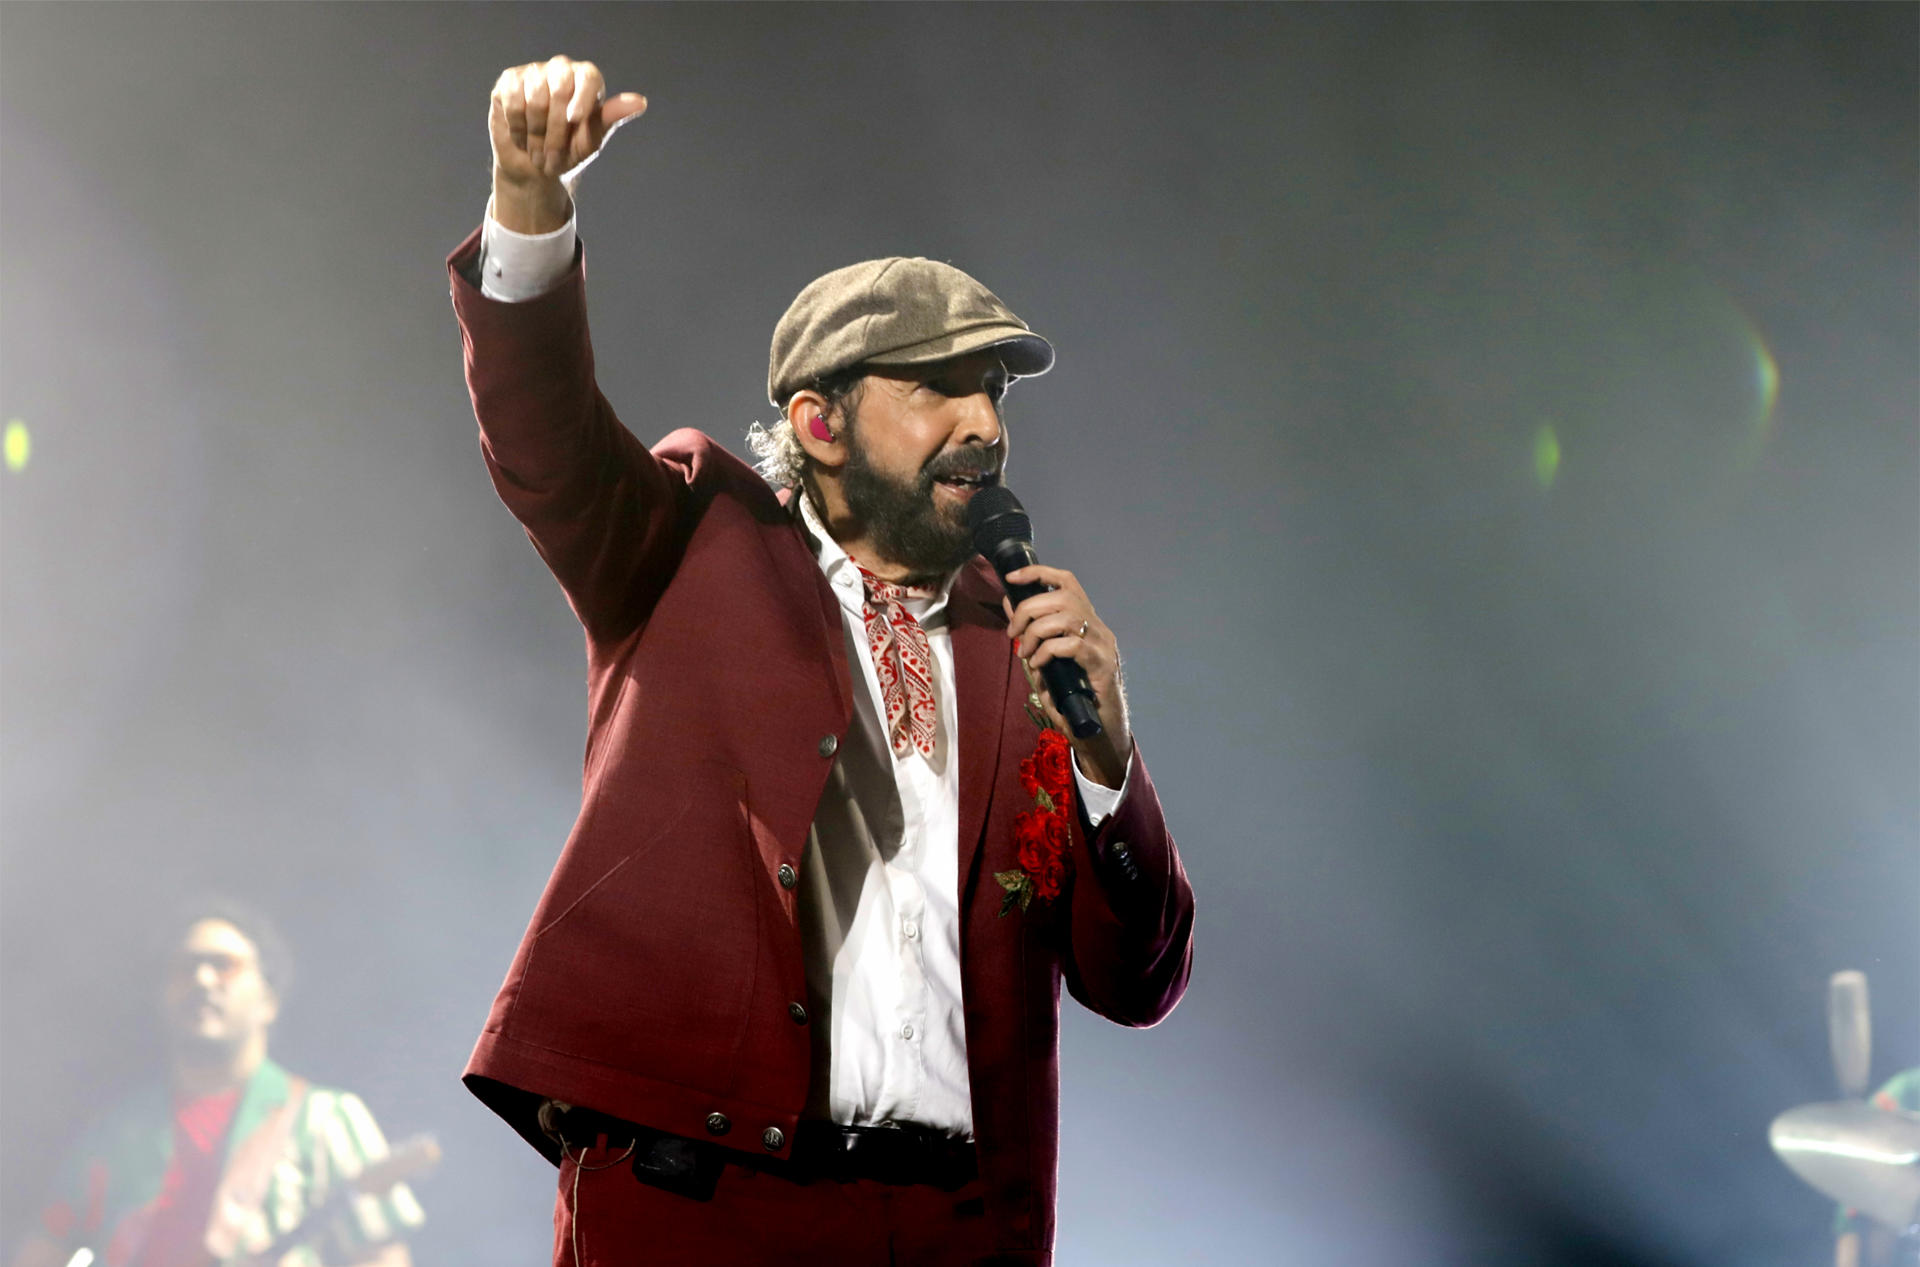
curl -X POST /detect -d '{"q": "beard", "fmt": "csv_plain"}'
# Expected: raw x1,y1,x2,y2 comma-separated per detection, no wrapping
169,1026,242,1061
839,422,997,580
164,1005,250,1065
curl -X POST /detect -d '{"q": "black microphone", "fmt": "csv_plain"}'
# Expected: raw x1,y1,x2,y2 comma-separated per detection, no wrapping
967,485,1104,739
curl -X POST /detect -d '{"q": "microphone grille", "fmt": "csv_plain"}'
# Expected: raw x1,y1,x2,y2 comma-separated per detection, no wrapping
967,484,1031,553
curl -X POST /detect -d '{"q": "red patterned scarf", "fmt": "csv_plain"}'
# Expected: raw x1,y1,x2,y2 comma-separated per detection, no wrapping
855,565,938,758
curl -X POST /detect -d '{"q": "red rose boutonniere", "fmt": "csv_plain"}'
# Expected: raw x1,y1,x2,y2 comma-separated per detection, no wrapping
996,681,1076,917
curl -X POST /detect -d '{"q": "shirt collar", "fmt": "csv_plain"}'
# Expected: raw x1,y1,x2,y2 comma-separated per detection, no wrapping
794,491,958,619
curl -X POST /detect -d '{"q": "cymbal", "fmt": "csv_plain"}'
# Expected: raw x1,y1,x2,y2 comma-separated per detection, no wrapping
1770,1101,1920,1231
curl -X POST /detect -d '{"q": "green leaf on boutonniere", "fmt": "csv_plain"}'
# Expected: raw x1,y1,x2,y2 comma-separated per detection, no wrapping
1033,787,1054,813
995,869,1034,917
1020,661,1060,734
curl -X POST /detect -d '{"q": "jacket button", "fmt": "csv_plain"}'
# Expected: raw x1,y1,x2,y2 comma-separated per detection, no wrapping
777,863,797,889
788,1002,808,1025
704,1112,731,1136
762,1126,785,1151
818,734,839,758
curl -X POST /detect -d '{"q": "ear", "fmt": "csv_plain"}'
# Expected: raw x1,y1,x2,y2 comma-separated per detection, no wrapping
786,389,848,470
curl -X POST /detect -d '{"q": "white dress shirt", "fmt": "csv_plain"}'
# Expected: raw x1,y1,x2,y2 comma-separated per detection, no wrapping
478,205,1127,1137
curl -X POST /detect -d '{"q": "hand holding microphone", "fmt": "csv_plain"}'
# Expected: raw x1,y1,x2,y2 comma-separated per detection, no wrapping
969,486,1133,789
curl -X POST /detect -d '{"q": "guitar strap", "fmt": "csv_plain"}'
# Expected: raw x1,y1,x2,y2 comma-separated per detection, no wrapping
202,1075,311,1262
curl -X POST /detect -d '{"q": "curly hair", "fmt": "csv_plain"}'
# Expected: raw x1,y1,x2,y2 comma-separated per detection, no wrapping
747,366,868,489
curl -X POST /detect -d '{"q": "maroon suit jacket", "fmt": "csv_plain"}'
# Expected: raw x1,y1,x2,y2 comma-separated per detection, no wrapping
448,227,1195,1264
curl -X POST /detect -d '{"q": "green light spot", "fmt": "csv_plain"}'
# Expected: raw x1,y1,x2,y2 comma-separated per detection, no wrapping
3,419,28,473
1533,423,1560,490
1755,340,1780,421
1734,331,1782,470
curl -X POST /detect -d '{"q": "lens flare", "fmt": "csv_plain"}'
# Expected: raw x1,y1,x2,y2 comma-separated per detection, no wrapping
4,419,29,472
1695,287,1781,470
1741,332,1782,467
1755,338,1780,419
1533,423,1561,490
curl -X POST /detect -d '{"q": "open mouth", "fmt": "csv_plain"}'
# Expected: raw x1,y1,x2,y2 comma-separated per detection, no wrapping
933,470,998,491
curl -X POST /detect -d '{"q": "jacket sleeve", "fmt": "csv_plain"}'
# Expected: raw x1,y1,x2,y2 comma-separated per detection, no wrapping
1059,745,1195,1028
448,226,689,642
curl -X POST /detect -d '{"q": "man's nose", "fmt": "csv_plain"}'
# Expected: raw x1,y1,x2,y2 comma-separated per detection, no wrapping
195,963,221,990
953,390,1002,449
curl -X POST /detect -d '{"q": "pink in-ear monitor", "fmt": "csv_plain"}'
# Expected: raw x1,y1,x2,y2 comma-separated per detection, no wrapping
809,416,833,442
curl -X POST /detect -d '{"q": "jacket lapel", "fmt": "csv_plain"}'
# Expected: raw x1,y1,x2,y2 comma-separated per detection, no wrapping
220,1057,290,1170
775,489,853,722
767,489,1006,900
950,559,1014,907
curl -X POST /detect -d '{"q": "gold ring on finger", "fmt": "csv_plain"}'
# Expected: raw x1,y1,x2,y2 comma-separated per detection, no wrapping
1077,620,1089,638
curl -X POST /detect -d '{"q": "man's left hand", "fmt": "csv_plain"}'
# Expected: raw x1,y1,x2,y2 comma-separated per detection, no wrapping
1003,566,1132,789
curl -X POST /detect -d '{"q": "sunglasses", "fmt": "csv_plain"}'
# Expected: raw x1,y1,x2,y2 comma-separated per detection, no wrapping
169,951,255,984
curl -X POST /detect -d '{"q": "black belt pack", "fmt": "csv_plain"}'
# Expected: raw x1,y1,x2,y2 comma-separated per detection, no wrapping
542,1103,726,1201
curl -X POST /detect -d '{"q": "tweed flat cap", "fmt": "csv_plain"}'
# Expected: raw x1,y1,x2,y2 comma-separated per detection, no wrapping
767,257,1054,407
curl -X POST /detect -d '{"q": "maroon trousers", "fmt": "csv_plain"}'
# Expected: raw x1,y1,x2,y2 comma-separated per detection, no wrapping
553,1142,997,1266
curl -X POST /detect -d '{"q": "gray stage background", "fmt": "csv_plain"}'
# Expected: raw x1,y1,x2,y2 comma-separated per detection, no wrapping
3,4,1915,1264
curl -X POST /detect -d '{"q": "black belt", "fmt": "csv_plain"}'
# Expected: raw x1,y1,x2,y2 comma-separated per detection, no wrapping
542,1104,976,1199
777,1121,977,1190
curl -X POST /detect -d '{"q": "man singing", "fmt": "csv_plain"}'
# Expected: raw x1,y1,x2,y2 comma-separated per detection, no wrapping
450,56,1194,1267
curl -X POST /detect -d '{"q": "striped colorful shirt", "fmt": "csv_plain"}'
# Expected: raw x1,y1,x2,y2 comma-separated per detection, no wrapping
40,1058,424,1267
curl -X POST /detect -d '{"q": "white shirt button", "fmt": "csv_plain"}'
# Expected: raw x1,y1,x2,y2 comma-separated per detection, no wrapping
903,919,919,940
900,1022,915,1040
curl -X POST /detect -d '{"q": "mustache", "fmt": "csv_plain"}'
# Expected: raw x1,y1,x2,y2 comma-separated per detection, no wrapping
920,450,1001,484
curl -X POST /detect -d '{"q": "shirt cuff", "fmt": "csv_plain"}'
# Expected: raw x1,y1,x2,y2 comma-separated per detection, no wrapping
478,197,578,302
1072,746,1133,829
